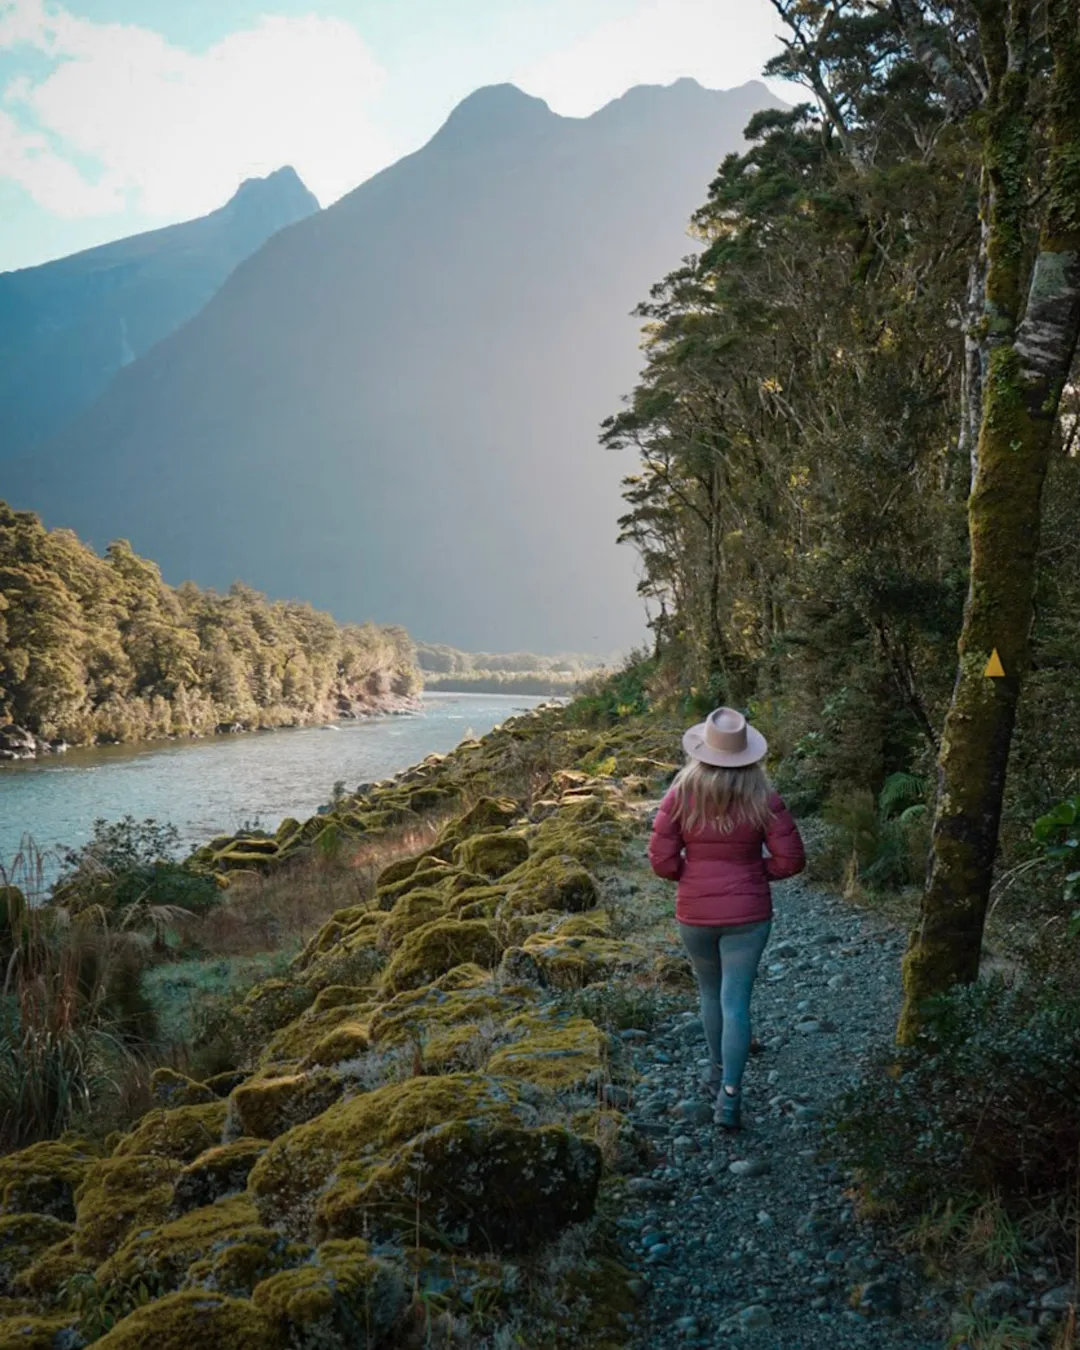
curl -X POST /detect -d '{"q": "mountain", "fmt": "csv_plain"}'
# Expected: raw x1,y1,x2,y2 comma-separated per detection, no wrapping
3,79,785,654
0,167,320,455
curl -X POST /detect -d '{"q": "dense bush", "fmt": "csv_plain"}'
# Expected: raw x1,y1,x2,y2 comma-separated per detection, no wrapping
826,978,1080,1215
809,773,930,894
566,652,655,728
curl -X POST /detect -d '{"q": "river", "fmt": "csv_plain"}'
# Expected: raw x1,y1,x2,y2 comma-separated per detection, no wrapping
0,692,551,874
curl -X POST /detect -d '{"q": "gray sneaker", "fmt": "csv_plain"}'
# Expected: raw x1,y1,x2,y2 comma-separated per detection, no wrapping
715,1087,741,1131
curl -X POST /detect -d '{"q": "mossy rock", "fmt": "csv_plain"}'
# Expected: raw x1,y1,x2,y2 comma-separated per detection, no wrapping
91,1289,278,1350
516,933,649,990
0,1137,100,1221
367,974,531,1059
247,1073,601,1254
204,1070,248,1098
214,848,280,873
453,831,529,879
500,855,599,916
555,909,612,939
310,985,373,1014
0,1310,78,1349
374,859,455,909
444,884,508,918
236,979,318,1045
486,1011,608,1091
378,889,449,951
301,1021,370,1069
226,1070,344,1142
0,1214,73,1295
251,1238,407,1347
293,910,382,973
173,1138,270,1213
223,836,279,857
275,817,301,844
9,1234,91,1302
445,796,520,839
73,1155,182,1262
372,854,422,891
651,952,696,991
439,869,490,896
377,919,503,996
112,1101,227,1164
405,785,455,813
151,1067,217,1108
99,1194,308,1299
257,1005,359,1068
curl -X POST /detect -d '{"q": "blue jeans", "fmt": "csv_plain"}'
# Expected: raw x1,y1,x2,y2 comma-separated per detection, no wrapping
677,919,772,1092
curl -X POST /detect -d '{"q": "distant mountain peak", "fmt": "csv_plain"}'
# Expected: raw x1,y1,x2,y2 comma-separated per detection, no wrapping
436,83,556,145
225,165,320,216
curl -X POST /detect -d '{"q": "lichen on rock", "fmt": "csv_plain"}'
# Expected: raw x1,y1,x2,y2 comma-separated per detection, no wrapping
73,1154,183,1262
247,1072,601,1253
173,1138,270,1213
0,1136,100,1221
112,1101,227,1164
225,1069,344,1142
0,1213,74,1294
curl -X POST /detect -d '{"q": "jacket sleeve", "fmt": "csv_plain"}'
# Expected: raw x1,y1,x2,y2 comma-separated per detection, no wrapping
763,794,806,880
648,789,685,881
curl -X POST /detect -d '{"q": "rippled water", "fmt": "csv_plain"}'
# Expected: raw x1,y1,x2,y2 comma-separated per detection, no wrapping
0,692,550,869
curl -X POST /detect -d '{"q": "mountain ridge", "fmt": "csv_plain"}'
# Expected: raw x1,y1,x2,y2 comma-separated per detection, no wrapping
5,78,786,655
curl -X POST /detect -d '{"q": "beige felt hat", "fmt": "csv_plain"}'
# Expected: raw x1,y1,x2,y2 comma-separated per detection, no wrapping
682,706,768,768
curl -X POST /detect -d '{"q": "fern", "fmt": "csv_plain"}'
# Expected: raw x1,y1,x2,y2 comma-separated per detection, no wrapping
878,772,925,821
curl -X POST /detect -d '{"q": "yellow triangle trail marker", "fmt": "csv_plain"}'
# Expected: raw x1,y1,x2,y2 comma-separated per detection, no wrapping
984,649,1006,678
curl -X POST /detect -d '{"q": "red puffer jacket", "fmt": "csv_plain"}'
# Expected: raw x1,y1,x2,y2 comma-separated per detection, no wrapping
648,788,806,926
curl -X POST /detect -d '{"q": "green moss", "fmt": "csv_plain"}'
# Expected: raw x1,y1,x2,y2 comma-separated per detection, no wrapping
444,796,520,839
366,975,532,1064
310,985,373,1014
151,1068,217,1109
251,1238,407,1347
301,1022,370,1069
373,855,422,891
226,1070,343,1141
173,1139,269,1213
0,1138,100,1221
257,1005,359,1068
375,858,454,909
112,1102,227,1164
501,855,600,916
377,889,449,952
248,1073,602,1253
235,979,317,1045
444,884,508,918
73,1155,182,1262
513,933,648,990
555,910,612,939
9,1234,90,1302
275,817,301,844
100,1194,308,1298
486,1012,608,1090
0,1310,77,1349
377,919,503,996
0,1214,73,1295
90,1290,278,1350
453,831,530,879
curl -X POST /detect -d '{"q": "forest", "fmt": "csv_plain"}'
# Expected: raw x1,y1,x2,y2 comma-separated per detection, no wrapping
0,501,420,749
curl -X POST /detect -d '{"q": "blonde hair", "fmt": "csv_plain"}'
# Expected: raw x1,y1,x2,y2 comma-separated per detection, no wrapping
669,757,773,834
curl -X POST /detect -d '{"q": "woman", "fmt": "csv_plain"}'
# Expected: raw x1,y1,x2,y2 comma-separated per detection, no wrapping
648,706,806,1130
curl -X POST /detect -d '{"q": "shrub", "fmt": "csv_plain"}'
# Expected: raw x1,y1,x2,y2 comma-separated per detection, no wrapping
825,978,1080,1219
565,653,654,729
811,773,930,893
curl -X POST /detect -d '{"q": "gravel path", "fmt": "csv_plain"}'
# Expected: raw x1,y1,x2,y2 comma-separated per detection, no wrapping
607,857,953,1350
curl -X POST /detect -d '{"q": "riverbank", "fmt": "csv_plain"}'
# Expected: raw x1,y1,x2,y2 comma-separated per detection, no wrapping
0,701,1071,1349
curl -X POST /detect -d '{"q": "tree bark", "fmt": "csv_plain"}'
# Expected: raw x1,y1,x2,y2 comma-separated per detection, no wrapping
897,0,1080,1043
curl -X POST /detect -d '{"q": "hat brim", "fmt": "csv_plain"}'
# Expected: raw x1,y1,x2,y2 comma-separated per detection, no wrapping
682,722,768,767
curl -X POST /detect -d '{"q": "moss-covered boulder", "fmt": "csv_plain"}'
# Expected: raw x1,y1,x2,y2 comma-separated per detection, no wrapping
257,1005,360,1068
486,1012,608,1091
377,919,503,995
151,1067,218,1108
446,796,520,839
251,1238,407,1348
234,979,317,1047
0,1214,73,1294
248,1073,602,1254
553,909,612,939
300,1021,370,1069
73,1154,183,1262
173,1139,270,1213
0,1137,100,1220
9,1234,90,1301
374,858,454,909
501,855,599,916
99,1194,307,1299
225,1070,344,1142
91,1290,278,1350
372,854,422,892
0,1309,78,1349
377,889,448,951
514,933,648,990
444,884,508,918
112,1101,227,1164
454,831,530,879
297,932,384,994
310,984,373,1014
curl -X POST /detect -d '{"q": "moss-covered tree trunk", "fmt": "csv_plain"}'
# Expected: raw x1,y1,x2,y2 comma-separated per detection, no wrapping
897,0,1080,1042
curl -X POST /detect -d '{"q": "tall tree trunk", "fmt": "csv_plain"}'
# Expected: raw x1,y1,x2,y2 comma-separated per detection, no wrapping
898,0,1080,1043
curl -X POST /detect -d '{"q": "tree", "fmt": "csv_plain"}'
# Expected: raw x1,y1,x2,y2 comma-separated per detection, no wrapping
896,0,1080,1040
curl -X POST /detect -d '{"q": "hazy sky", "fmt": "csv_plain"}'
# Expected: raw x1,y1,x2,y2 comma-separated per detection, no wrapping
0,0,790,272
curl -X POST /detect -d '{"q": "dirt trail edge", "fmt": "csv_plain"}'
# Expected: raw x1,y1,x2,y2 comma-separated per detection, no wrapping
608,813,950,1350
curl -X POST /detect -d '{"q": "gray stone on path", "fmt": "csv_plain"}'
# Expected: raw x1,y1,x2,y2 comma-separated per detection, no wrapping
729,1158,770,1178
